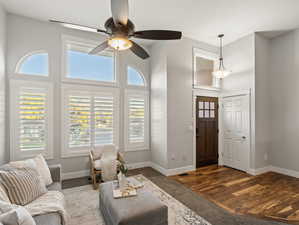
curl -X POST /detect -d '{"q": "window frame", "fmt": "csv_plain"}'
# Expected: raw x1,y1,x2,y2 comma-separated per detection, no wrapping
10,79,54,160
126,65,147,88
61,35,118,87
12,50,51,81
61,84,120,158
193,47,220,89
124,89,149,152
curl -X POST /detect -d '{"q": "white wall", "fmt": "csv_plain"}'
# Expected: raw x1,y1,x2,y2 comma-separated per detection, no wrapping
6,14,151,174
254,33,271,169
150,42,168,168
221,34,257,170
150,37,217,171
0,4,6,164
269,30,299,172
166,37,217,169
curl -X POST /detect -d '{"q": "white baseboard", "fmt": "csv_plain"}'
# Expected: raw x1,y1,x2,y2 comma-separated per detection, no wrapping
150,162,169,176
165,165,195,176
150,162,195,176
127,161,151,170
248,166,271,176
248,165,299,178
62,170,89,180
62,162,196,180
270,166,299,178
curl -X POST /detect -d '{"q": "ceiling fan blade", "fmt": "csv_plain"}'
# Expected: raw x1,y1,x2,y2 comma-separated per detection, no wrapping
130,41,149,60
49,20,107,34
89,41,109,55
111,0,129,26
133,30,182,40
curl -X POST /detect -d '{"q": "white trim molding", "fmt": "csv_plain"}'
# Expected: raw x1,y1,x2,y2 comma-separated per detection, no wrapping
150,162,195,176
248,166,272,176
61,84,120,158
124,89,150,152
126,161,151,170
248,165,299,178
270,166,299,178
10,79,54,160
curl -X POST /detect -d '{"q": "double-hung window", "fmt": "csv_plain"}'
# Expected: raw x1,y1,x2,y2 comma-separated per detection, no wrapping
62,85,119,157
124,89,149,151
10,80,53,160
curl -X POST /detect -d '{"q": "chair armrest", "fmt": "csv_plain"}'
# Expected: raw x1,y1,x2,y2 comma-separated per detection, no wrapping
49,164,61,183
89,151,95,168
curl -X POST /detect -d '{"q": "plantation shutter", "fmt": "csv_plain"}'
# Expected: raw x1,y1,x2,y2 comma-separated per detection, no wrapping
94,95,114,145
128,97,145,143
19,89,47,151
68,95,91,148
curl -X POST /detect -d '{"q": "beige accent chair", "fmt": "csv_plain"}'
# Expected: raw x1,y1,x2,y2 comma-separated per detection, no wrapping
89,145,124,189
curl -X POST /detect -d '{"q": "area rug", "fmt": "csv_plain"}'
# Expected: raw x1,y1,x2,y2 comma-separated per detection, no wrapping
63,174,211,225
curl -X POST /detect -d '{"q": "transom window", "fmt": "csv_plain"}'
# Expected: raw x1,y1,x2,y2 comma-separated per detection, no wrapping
65,41,115,83
16,52,48,76
127,66,145,86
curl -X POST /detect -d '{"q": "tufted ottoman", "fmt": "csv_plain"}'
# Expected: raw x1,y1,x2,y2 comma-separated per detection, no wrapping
99,181,168,225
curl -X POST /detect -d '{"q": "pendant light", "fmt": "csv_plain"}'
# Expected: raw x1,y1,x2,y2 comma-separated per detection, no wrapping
213,34,231,79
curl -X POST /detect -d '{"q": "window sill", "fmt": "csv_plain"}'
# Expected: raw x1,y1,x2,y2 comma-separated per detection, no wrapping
124,146,150,152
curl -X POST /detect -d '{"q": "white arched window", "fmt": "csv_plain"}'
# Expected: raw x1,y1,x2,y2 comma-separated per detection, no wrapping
16,51,49,76
127,66,145,86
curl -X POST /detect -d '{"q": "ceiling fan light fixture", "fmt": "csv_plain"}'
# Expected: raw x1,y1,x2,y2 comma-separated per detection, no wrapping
213,34,231,79
108,37,133,51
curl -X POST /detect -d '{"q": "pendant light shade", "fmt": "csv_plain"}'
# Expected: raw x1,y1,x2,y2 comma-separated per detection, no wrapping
213,34,231,79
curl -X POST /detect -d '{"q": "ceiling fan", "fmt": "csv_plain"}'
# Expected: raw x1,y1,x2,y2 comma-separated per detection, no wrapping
50,0,182,60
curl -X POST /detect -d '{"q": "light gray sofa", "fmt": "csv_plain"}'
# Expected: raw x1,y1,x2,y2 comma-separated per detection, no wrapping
33,165,63,225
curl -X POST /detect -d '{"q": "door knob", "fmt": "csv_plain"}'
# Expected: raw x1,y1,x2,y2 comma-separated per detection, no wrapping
242,136,246,139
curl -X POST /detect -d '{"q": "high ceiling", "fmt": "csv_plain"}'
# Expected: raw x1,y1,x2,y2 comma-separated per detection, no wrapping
1,0,299,46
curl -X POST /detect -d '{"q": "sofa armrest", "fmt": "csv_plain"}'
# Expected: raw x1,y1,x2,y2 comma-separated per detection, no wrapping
49,164,61,183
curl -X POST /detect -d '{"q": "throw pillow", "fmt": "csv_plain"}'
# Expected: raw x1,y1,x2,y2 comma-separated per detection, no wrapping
0,200,36,225
32,155,53,186
9,154,53,186
0,184,10,203
0,167,47,206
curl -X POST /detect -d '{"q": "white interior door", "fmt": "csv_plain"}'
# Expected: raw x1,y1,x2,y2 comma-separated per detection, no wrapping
221,95,250,172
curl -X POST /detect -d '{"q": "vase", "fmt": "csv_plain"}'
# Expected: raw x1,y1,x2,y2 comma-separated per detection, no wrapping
118,172,127,191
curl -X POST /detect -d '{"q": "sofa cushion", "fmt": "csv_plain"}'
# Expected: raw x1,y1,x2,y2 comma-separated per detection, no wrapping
33,212,61,225
0,167,47,206
47,182,62,191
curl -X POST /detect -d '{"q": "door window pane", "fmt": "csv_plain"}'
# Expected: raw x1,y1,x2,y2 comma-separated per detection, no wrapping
198,110,204,118
210,102,215,109
204,110,209,118
198,101,204,109
205,102,210,109
210,110,215,118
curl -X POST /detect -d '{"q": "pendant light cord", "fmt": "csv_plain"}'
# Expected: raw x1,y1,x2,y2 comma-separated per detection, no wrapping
218,34,225,70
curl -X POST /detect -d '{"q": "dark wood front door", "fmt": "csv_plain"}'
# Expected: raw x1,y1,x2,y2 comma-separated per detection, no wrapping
196,96,218,167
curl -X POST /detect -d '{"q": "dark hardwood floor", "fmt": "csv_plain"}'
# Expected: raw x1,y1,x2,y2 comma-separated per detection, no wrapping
62,167,287,225
171,164,299,224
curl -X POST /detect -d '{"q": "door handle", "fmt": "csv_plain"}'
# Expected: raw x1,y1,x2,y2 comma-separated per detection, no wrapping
242,136,246,139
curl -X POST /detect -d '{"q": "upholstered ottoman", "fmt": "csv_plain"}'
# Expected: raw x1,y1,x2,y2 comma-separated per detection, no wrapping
99,181,168,225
